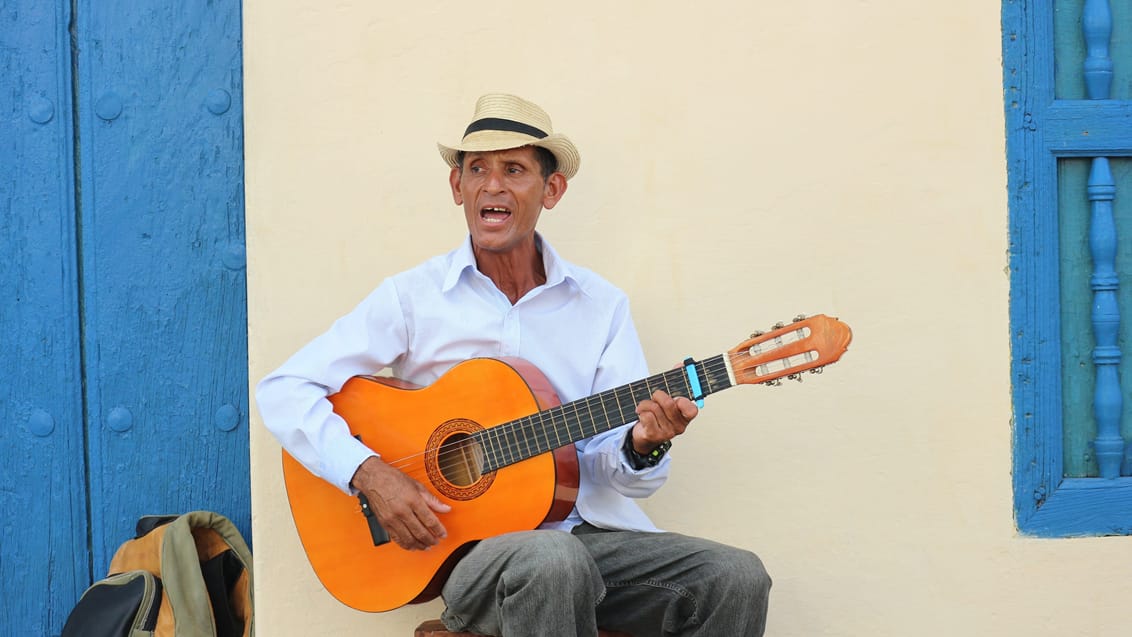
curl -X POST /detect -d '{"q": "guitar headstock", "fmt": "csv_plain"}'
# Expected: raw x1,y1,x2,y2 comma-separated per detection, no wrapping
728,314,853,386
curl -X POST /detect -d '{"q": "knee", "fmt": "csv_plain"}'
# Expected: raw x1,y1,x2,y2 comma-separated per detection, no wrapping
702,547,772,600
736,550,772,598
498,531,601,596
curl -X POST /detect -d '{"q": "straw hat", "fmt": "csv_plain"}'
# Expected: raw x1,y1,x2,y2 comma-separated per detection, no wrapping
438,94,581,180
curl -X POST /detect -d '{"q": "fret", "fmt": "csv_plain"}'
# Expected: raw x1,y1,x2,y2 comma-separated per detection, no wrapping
546,404,562,449
547,406,566,453
534,421,546,457
642,376,659,401
625,380,641,407
480,431,497,471
596,390,614,436
612,385,633,423
481,427,497,469
519,415,533,458
620,386,638,420
583,395,600,440
550,404,564,448
698,362,713,394
514,417,530,459
637,379,652,403
488,426,501,467
536,408,553,454
558,401,575,442
523,414,538,458
477,428,498,473
702,360,716,394
504,422,520,466
569,400,585,447
665,368,689,401
485,425,499,469
532,414,545,459
534,412,549,455
701,356,731,396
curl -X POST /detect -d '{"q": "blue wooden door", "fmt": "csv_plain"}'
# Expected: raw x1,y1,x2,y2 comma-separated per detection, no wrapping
1,2,248,633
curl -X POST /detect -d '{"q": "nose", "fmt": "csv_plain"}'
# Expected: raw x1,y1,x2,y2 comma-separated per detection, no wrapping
484,166,505,192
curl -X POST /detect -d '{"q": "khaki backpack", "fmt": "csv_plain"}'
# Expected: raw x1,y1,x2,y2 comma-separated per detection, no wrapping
62,511,253,637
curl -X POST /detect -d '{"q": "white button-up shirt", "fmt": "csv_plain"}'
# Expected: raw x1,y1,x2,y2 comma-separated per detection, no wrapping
256,234,669,532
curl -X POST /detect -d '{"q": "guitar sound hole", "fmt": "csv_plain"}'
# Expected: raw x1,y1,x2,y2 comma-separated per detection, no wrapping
437,433,485,487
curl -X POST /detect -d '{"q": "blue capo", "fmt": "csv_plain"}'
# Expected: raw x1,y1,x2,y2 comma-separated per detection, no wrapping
684,357,705,408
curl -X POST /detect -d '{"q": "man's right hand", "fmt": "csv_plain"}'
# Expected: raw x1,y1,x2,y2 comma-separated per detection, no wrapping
349,456,451,551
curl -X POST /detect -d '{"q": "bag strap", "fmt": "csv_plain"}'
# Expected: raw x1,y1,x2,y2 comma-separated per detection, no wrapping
201,551,245,637
158,511,255,637
135,515,179,538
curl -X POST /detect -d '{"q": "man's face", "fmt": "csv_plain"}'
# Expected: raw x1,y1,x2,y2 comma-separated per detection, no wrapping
449,146,566,255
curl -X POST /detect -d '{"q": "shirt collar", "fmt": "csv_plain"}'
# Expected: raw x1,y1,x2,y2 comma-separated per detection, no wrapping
441,233,581,295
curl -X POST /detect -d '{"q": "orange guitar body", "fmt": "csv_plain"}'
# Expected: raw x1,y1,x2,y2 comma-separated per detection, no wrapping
281,357,579,613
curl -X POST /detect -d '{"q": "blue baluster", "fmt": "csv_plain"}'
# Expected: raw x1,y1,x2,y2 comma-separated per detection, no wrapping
1081,0,1122,477
1082,0,1113,100
1088,158,1122,478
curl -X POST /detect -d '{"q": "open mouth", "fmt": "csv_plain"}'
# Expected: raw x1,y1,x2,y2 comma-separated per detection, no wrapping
480,206,512,224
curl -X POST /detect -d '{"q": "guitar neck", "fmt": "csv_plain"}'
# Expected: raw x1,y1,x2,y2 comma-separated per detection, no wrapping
475,354,734,472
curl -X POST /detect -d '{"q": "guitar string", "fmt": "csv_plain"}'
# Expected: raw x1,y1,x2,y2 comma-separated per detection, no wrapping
374,357,739,477
377,350,828,482
378,362,722,471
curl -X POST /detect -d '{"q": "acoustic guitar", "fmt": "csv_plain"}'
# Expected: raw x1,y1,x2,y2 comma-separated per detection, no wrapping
281,314,852,612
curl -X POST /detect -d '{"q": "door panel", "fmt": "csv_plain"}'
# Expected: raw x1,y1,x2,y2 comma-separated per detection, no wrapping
0,2,90,633
74,0,249,572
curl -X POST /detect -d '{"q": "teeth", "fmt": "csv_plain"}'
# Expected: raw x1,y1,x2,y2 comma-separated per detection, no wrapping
481,207,510,225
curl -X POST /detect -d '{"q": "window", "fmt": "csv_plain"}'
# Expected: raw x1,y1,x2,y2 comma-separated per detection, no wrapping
1006,0,1132,536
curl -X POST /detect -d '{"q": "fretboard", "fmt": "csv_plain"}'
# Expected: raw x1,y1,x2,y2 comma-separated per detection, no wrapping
473,354,734,472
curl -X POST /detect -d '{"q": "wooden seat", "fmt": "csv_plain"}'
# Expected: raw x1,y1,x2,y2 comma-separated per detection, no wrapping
415,619,633,637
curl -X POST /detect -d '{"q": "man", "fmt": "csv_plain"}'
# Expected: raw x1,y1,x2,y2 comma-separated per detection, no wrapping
257,93,771,636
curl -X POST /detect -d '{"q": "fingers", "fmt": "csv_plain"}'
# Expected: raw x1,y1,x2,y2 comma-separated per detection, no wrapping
652,390,691,425
675,394,700,420
377,489,448,551
644,390,697,430
406,484,451,547
353,458,450,551
422,486,453,514
633,390,698,450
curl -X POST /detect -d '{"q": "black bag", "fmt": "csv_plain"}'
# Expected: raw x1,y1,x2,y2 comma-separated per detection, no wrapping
61,511,253,637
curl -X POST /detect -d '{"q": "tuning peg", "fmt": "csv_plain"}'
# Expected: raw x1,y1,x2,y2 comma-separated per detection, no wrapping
808,367,824,374
787,373,803,382
763,379,782,387
792,314,807,322
773,322,785,330
750,330,765,338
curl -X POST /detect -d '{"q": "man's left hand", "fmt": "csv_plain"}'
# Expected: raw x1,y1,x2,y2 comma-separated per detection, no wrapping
632,390,699,454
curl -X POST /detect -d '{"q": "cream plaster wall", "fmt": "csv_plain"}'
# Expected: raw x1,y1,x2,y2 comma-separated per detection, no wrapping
244,1,1132,635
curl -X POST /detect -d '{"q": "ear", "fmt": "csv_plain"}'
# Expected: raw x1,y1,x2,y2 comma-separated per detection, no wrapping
541,173,568,210
448,167,463,205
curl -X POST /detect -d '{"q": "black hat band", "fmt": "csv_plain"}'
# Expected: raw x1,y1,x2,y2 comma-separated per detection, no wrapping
464,117,548,140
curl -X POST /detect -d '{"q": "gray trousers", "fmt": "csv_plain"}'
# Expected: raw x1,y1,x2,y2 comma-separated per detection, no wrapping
439,523,771,637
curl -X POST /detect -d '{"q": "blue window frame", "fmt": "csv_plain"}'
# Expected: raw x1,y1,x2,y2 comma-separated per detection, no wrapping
1006,0,1132,536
